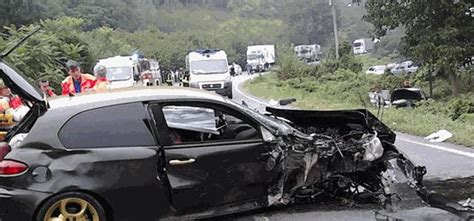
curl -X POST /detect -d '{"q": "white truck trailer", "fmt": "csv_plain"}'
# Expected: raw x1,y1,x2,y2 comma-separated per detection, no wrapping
246,45,276,73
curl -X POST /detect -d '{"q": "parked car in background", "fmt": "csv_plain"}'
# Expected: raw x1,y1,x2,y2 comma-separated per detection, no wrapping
390,88,426,108
294,44,323,63
353,38,374,55
366,65,387,75
386,63,397,70
390,60,420,75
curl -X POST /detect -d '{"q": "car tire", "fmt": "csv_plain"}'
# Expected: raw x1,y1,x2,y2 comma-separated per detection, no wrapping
36,192,107,221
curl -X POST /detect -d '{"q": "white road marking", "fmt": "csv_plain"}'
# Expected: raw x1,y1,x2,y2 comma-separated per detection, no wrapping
398,138,474,158
235,75,474,159
234,76,268,106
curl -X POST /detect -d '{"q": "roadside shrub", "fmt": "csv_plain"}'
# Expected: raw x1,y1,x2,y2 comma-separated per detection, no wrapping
448,96,474,121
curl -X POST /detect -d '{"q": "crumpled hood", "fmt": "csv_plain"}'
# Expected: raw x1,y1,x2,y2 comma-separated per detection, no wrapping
265,106,396,144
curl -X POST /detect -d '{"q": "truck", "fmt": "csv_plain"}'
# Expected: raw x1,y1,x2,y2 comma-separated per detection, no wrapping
246,45,276,73
140,59,162,86
94,56,136,89
294,44,323,63
184,49,233,99
353,38,375,55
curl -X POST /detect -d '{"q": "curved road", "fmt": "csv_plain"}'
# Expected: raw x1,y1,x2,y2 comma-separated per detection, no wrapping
219,73,474,221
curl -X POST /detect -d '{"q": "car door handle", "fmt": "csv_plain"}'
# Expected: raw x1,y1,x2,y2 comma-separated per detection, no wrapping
169,159,195,166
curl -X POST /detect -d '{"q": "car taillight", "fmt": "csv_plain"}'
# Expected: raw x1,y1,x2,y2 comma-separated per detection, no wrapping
0,160,28,176
0,142,11,161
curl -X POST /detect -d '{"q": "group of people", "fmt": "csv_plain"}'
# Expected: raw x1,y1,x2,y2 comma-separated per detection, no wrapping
38,60,109,97
0,60,108,125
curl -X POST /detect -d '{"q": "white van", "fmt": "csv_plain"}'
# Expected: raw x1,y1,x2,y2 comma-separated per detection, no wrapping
185,49,232,98
94,56,136,89
353,38,374,55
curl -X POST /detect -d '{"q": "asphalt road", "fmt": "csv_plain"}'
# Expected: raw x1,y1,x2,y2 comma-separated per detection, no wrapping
222,72,474,221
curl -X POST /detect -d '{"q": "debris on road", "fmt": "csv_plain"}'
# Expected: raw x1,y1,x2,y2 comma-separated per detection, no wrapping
424,130,453,143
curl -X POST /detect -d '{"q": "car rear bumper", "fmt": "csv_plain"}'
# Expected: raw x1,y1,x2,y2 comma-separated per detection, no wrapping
0,186,51,221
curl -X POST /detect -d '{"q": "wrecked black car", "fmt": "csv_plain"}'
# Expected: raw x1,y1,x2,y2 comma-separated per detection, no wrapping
390,88,426,108
1,58,473,220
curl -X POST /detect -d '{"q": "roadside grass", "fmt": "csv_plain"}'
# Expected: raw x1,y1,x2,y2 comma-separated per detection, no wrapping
244,73,474,147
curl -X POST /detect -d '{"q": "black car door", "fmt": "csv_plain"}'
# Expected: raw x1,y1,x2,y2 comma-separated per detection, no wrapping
148,101,276,215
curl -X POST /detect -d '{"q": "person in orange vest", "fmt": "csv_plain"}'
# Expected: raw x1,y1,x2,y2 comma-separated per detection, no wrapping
61,60,97,96
93,65,109,92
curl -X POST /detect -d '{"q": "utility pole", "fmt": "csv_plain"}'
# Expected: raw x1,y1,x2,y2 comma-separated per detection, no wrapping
329,0,339,60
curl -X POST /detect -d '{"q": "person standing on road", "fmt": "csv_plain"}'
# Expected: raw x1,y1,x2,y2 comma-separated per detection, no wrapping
245,64,252,75
230,63,236,76
176,68,183,84
38,79,56,97
61,60,97,96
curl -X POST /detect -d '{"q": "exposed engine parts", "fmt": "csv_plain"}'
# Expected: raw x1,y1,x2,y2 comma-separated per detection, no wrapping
263,118,473,219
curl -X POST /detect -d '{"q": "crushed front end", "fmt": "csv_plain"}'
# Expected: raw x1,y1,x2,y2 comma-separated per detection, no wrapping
263,107,473,219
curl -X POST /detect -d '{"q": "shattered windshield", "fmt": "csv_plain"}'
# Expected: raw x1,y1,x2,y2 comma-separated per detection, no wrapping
191,59,228,74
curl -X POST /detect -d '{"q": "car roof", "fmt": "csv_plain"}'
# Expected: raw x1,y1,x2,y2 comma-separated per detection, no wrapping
48,87,227,110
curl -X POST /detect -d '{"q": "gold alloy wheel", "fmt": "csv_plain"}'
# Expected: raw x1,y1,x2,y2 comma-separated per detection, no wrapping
43,197,100,221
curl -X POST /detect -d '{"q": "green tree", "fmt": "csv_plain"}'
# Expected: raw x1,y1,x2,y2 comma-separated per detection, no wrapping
1,17,94,91
282,0,334,45
364,0,474,96
0,0,45,30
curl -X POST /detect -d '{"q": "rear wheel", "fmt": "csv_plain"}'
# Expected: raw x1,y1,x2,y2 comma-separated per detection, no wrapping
37,192,106,221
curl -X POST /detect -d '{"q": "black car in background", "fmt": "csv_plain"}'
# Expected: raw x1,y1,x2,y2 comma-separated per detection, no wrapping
0,60,471,220
390,88,427,108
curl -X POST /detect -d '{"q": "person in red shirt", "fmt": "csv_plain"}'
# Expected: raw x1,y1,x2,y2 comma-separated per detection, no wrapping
61,60,97,96
38,79,56,97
